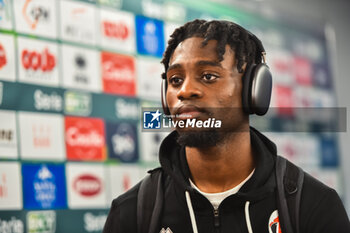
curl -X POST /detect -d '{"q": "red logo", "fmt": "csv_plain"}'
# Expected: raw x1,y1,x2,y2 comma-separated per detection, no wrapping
101,52,136,96
294,56,312,86
123,174,131,191
0,174,8,198
32,124,51,148
0,44,7,69
22,48,56,72
274,85,294,116
65,117,105,161
103,21,129,40
73,174,102,197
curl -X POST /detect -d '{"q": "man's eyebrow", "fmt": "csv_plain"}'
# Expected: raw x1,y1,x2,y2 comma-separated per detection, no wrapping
196,60,223,68
167,63,183,72
167,60,222,72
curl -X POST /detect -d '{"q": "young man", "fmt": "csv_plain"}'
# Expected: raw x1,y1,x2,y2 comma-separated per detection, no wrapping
103,19,350,233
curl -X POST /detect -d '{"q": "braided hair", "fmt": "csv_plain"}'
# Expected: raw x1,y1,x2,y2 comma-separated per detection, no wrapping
161,19,260,78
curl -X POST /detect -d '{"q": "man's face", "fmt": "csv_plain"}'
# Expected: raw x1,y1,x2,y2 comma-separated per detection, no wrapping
165,37,248,146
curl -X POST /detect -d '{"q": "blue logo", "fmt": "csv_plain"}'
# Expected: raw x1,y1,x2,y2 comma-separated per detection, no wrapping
22,164,67,209
135,15,165,57
143,110,162,129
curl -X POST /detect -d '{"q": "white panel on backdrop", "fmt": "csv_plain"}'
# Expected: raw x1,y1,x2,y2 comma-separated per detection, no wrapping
18,112,65,161
66,163,107,209
60,0,97,45
265,133,320,167
0,34,16,82
99,8,136,54
137,57,163,100
0,0,14,30
0,110,18,159
61,44,101,92
14,0,57,38
0,162,22,210
17,37,59,87
267,50,294,85
106,164,142,204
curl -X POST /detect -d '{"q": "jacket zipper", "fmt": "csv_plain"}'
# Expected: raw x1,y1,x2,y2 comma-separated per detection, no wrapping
213,208,220,232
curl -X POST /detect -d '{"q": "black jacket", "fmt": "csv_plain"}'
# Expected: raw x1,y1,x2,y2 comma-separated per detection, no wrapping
103,128,350,233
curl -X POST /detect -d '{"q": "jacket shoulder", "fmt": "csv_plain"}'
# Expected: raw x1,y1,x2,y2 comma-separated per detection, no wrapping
103,181,141,233
299,172,350,233
114,180,141,206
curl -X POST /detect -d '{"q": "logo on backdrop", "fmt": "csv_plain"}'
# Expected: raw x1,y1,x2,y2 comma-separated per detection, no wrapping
0,163,22,210
268,210,281,233
65,117,105,161
106,121,138,162
101,52,136,96
64,91,92,116
73,174,102,197
0,43,7,69
34,166,57,207
22,0,50,29
17,37,59,86
22,47,56,72
27,211,56,233
103,21,129,40
34,89,63,112
22,164,67,209
114,98,139,120
0,111,18,159
0,170,8,199
0,0,12,25
74,53,89,84
0,215,24,233
60,0,96,44
84,212,107,232
135,15,165,57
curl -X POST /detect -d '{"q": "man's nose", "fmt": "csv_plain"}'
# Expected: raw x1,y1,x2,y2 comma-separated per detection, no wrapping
176,77,202,100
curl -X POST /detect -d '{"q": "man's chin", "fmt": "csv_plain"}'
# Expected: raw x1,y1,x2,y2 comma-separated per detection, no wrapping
176,130,223,148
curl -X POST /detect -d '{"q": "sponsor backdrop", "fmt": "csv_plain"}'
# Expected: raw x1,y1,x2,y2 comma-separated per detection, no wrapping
0,0,343,232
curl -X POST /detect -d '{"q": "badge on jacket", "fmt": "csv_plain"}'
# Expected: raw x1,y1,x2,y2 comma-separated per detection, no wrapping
159,227,173,233
268,210,282,233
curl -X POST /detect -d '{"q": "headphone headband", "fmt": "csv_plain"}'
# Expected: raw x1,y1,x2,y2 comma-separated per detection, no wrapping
228,21,266,64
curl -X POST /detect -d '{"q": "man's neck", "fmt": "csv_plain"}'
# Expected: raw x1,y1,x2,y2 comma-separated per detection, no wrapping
185,131,255,193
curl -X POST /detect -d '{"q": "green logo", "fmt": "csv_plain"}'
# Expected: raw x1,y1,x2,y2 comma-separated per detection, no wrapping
27,211,56,233
64,91,92,116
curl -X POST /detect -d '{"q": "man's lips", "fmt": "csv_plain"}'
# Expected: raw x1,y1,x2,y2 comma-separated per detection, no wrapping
174,106,206,120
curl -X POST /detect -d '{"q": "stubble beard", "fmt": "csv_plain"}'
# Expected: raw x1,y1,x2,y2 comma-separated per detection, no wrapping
176,129,226,148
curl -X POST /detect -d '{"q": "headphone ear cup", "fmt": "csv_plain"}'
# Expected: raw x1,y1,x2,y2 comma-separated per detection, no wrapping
242,64,256,114
161,79,170,115
250,63,272,116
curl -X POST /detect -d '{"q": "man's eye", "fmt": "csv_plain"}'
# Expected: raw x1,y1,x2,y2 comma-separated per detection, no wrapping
202,73,218,81
169,77,183,86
